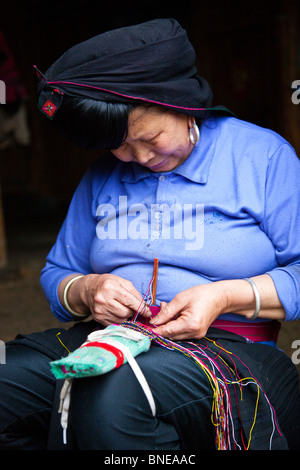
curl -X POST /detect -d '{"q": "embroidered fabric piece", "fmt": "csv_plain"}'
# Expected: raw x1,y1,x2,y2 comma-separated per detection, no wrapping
50,324,154,444
38,88,63,120
50,324,151,379
41,99,57,118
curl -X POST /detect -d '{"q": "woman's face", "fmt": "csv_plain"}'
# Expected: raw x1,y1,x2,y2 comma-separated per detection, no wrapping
111,106,196,172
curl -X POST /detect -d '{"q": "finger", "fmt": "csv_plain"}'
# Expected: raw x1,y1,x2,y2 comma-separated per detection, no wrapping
135,302,152,318
120,279,144,300
110,291,152,322
153,317,200,341
95,274,142,306
155,311,210,340
154,317,187,340
93,298,134,320
118,279,152,314
91,274,151,319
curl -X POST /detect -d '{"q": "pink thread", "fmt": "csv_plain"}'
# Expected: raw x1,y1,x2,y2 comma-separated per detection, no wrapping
210,336,283,438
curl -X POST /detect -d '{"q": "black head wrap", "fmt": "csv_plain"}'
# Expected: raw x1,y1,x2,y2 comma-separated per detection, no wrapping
35,18,232,120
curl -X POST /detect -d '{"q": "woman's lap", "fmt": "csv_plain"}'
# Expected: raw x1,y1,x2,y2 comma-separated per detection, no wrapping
69,342,215,450
0,323,215,450
0,323,90,449
0,321,300,450
0,337,57,449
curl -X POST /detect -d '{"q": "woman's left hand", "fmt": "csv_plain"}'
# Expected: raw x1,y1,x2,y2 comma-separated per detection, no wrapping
149,283,228,340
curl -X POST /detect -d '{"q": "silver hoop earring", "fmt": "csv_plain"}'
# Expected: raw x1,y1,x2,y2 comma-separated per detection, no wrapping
189,122,200,146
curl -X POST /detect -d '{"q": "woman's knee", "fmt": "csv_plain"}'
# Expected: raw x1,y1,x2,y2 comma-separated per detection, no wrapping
68,347,214,450
69,364,161,449
0,341,56,449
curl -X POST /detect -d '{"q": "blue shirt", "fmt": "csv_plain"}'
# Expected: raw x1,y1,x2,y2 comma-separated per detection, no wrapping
41,116,300,322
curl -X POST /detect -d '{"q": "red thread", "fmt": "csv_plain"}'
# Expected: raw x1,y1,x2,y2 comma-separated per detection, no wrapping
82,341,124,368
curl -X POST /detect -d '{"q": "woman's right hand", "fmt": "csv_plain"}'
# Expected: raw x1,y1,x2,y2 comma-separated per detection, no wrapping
59,273,151,326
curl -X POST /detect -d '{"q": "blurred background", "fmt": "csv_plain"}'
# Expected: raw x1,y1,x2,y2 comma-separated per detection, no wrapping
0,0,299,376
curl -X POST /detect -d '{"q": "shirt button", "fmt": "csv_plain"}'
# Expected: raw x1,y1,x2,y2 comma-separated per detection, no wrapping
154,212,161,219
159,175,165,182
153,230,160,238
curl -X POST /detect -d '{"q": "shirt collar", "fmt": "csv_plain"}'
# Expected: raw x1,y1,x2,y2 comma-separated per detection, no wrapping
120,117,220,184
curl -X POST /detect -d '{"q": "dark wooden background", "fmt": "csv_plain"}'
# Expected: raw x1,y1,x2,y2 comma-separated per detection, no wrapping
0,0,299,217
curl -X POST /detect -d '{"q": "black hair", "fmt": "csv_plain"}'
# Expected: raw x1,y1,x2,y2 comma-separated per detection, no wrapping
50,94,133,150
47,94,209,151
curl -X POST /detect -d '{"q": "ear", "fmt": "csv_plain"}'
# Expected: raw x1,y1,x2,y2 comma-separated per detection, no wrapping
187,116,196,129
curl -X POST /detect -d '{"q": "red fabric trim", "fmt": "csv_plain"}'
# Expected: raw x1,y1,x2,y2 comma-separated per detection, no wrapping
82,341,124,368
47,80,207,112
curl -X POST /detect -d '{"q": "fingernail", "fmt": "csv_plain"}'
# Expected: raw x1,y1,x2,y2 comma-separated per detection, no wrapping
150,316,160,325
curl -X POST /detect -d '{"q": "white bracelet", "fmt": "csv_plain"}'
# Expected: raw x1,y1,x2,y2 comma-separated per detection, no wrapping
63,275,89,319
243,278,261,320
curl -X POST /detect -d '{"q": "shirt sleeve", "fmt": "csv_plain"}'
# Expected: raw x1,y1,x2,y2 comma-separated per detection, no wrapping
40,156,115,321
261,143,300,321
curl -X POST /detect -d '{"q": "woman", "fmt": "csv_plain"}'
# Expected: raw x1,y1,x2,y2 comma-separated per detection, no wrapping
1,18,300,450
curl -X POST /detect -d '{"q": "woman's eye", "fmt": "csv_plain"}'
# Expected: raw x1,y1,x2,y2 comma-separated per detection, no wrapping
148,135,161,145
146,132,163,145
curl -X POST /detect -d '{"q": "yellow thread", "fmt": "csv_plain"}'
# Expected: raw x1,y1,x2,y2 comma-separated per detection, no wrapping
124,322,265,450
204,337,245,400
173,338,262,450
56,332,70,354
246,383,260,450
226,376,260,449
204,336,233,355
